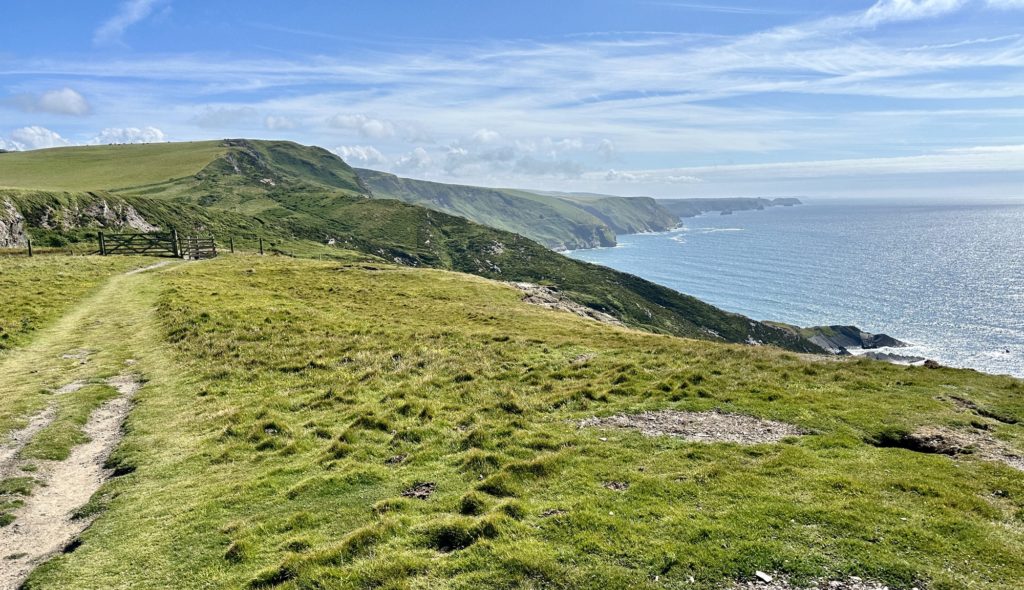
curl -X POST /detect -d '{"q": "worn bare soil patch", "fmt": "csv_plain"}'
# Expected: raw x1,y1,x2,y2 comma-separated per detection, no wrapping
877,425,1024,472
580,410,805,444
730,575,911,589
0,408,56,477
0,375,140,589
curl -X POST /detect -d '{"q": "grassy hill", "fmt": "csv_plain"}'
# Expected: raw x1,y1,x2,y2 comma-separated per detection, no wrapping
1,255,1021,589
0,140,820,352
356,169,679,250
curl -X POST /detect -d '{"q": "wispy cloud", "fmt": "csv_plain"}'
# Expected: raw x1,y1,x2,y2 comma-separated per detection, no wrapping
3,0,1022,196
94,0,165,46
648,2,806,15
6,87,91,116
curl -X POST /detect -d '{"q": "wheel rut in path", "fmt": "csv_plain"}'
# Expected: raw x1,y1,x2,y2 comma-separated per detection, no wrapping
0,375,142,590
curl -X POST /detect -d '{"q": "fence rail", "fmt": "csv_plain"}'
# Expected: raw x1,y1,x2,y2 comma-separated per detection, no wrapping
97,230,217,259
99,231,179,257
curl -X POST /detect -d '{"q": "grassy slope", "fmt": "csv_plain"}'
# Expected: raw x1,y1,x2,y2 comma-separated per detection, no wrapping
355,168,617,250
0,256,154,352
557,194,680,235
3,256,1020,589
0,140,820,352
0,141,227,191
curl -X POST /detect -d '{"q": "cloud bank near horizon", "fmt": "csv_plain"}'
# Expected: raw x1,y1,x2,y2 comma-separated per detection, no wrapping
2,0,1023,198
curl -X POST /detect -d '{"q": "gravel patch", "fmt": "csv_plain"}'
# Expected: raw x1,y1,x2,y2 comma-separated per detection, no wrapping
730,574,917,589
580,410,806,444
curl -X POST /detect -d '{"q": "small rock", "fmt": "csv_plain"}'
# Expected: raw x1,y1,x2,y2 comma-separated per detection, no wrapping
924,359,942,369
400,482,435,500
755,571,773,583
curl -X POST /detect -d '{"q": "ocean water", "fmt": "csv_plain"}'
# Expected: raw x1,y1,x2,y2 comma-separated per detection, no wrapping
566,199,1024,378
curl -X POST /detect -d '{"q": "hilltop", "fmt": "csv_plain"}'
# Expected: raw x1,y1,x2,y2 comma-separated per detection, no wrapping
0,139,820,352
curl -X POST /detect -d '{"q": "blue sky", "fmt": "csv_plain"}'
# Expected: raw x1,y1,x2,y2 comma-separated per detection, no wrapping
2,0,1023,198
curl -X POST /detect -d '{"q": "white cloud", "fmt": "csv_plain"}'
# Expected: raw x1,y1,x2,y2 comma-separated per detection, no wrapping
590,145,1024,185
985,0,1024,8
8,88,91,116
331,145,386,166
471,128,502,144
394,147,432,172
604,169,703,184
858,0,968,27
264,115,297,130
94,0,164,45
597,139,617,161
91,126,166,144
327,113,430,142
328,114,396,139
0,138,22,151
10,126,71,150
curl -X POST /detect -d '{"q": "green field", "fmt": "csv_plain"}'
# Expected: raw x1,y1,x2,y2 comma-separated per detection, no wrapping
0,255,1021,589
0,141,228,191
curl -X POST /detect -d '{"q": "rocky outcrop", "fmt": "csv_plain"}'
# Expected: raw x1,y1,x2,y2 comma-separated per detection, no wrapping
509,282,624,327
801,325,907,355
29,198,159,233
0,199,28,247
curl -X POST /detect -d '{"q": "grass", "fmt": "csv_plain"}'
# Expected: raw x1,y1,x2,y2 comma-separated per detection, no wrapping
0,141,227,191
0,140,824,352
0,256,155,352
3,255,1019,589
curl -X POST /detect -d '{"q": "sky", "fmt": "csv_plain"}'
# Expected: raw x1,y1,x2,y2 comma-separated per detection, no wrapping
1,0,1023,199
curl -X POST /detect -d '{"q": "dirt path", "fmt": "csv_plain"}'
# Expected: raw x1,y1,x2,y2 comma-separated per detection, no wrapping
0,407,56,478
125,260,174,276
0,375,141,589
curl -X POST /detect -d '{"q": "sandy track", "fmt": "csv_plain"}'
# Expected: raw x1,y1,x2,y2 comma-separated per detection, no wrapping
0,408,56,479
0,375,140,590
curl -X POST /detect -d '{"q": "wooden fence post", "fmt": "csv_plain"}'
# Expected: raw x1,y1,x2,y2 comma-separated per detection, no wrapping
26,237,33,257
229,236,235,253
171,228,181,258
98,232,106,256
259,237,264,256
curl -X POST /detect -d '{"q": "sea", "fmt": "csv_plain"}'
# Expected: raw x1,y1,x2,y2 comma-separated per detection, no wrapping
566,198,1024,378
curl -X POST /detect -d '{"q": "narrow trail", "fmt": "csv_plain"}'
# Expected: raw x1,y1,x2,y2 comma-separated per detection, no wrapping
0,376,141,589
0,408,56,478
0,260,176,589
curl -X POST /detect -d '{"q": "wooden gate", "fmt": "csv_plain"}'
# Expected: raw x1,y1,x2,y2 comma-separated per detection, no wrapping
97,230,218,259
99,231,179,257
180,235,217,259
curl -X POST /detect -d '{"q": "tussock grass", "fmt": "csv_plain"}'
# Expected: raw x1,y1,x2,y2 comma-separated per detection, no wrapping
2,255,1022,589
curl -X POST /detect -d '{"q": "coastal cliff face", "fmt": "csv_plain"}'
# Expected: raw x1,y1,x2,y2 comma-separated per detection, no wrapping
0,199,28,247
657,197,803,219
0,191,159,247
768,323,907,355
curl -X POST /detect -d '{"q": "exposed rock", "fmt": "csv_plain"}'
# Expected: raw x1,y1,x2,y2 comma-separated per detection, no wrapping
861,351,926,364
401,482,436,500
509,282,624,327
923,359,942,369
800,325,907,355
29,198,158,233
580,410,805,445
0,199,28,248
